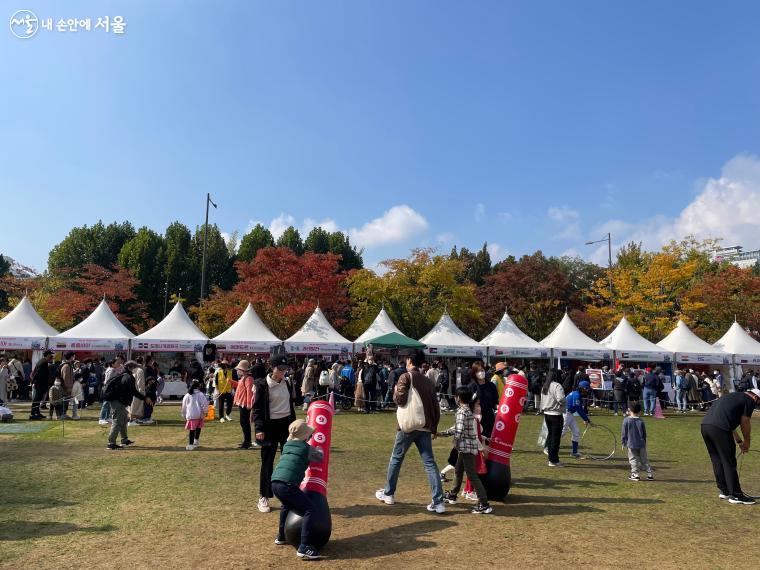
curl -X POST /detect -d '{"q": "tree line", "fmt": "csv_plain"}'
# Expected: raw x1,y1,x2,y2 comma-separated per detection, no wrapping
1,223,759,345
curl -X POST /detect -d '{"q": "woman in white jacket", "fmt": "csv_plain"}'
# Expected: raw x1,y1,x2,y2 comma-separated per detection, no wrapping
181,380,209,451
540,369,567,467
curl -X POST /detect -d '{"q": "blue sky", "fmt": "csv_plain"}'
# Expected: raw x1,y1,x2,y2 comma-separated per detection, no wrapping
3,0,760,272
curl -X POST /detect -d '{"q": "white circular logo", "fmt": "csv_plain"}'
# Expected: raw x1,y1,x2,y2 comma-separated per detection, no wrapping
314,432,326,444
500,404,509,415
495,421,505,432
515,413,521,424
519,396,527,407
316,414,328,426
506,387,515,398
9,10,38,39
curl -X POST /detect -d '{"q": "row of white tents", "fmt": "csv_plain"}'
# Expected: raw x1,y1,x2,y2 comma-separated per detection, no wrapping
1,296,759,371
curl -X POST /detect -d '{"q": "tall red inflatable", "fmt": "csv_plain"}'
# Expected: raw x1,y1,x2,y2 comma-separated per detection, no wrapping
284,396,334,548
481,373,528,500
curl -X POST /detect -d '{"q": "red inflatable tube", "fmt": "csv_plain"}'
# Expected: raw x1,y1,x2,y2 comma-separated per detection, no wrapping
487,373,529,466
301,399,334,496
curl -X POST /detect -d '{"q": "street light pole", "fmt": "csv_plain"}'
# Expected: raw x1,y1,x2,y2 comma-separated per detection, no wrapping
585,232,613,301
200,193,217,301
163,280,169,317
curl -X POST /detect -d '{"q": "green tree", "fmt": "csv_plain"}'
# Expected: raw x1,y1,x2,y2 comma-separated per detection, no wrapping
225,230,239,257
238,224,275,262
191,223,236,302
0,254,10,310
48,221,135,271
276,226,304,255
327,231,363,270
0,255,10,277
616,241,644,269
304,227,331,254
164,221,194,305
118,228,167,320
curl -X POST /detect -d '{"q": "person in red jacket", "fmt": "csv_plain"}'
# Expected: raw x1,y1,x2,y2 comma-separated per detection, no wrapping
231,360,255,450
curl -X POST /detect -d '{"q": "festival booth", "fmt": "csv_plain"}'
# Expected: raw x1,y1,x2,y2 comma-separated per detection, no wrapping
656,320,729,368
284,307,352,358
541,312,611,372
713,321,760,387
212,303,281,358
51,299,134,354
0,295,58,365
419,311,485,358
599,317,672,365
353,308,403,350
131,302,209,397
480,310,548,362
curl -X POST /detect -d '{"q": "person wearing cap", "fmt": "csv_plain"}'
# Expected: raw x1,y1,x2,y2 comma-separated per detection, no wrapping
562,380,592,459
491,362,507,401
29,350,55,420
271,419,325,560
105,360,151,450
230,360,255,449
701,389,760,505
253,354,297,513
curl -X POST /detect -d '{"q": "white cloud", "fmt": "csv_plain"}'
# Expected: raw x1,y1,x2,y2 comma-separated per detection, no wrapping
498,212,513,222
547,205,580,222
268,213,296,239
349,205,429,248
487,242,507,261
474,203,486,222
436,232,456,245
302,217,339,235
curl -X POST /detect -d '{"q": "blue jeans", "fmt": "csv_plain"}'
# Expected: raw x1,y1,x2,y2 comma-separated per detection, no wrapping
384,430,443,505
676,389,689,411
99,400,111,421
272,481,313,548
643,388,656,414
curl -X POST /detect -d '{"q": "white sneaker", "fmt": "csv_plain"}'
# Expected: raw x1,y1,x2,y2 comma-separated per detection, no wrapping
141,419,154,425
258,497,271,513
219,417,226,423
719,493,730,500
542,448,549,456
463,491,478,502
128,421,138,427
98,419,109,426
193,440,200,448
548,462,564,467
426,502,446,514
186,444,195,451
225,414,232,421
375,489,395,505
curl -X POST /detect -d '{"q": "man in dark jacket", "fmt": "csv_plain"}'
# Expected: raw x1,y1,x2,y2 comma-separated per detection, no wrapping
362,357,380,413
384,363,406,409
470,367,499,437
29,350,55,420
375,349,445,513
105,360,150,450
253,354,297,513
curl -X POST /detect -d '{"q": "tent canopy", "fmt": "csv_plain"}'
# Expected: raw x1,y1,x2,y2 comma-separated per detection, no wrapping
657,320,729,365
284,307,352,355
52,299,134,351
713,321,760,365
364,331,426,349
132,302,208,352
212,303,281,353
541,312,610,361
419,311,484,357
480,310,548,358
0,295,58,350
354,308,403,345
599,317,671,362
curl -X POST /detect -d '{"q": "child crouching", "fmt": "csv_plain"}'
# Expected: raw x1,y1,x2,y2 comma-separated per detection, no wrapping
181,380,209,451
438,387,493,514
271,419,325,561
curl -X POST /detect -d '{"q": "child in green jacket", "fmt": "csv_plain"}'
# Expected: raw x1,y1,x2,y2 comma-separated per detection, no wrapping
271,419,325,560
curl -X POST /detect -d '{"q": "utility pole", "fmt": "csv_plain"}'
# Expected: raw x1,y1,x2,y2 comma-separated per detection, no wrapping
200,193,217,301
585,232,613,302
163,280,169,317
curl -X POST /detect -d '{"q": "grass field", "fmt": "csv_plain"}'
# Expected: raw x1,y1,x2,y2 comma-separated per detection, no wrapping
1,402,759,569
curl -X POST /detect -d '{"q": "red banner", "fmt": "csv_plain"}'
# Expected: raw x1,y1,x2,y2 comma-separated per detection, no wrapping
301,400,334,496
487,373,528,466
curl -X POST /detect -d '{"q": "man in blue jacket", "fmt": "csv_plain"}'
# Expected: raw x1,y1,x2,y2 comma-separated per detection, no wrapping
563,380,592,458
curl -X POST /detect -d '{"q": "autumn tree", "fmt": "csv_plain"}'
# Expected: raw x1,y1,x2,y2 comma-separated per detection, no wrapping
238,224,275,262
347,248,480,340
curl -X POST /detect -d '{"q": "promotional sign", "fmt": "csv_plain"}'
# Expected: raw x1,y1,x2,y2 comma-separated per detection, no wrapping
301,400,334,496
284,343,351,355
492,347,549,358
214,341,274,354
424,345,484,357
0,337,45,350
586,368,604,390
676,352,730,365
52,338,126,351
619,351,671,362
132,341,204,352
558,349,611,360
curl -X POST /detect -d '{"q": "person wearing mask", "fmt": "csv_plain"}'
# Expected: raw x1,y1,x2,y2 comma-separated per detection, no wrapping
253,354,297,513
469,361,499,437
541,369,566,467
29,351,55,420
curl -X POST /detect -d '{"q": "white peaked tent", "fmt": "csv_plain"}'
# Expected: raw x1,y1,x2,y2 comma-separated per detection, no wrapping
713,321,760,366
354,308,403,346
481,311,547,358
52,299,134,351
419,311,484,357
132,302,208,352
599,317,671,362
541,312,611,361
284,307,352,355
657,320,729,365
212,303,281,354
0,296,58,350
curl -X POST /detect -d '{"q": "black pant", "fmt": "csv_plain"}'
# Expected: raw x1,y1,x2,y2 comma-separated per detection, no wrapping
701,424,742,496
273,481,313,548
239,406,252,447
217,392,233,416
260,417,291,498
365,385,377,412
545,413,563,464
188,428,201,445
31,384,47,417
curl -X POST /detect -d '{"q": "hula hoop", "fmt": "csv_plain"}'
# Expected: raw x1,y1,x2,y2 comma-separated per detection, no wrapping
737,449,760,499
580,424,617,461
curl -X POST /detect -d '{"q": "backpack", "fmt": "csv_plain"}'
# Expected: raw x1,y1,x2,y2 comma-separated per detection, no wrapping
103,372,126,401
318,370,330,387
676,375,689,390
